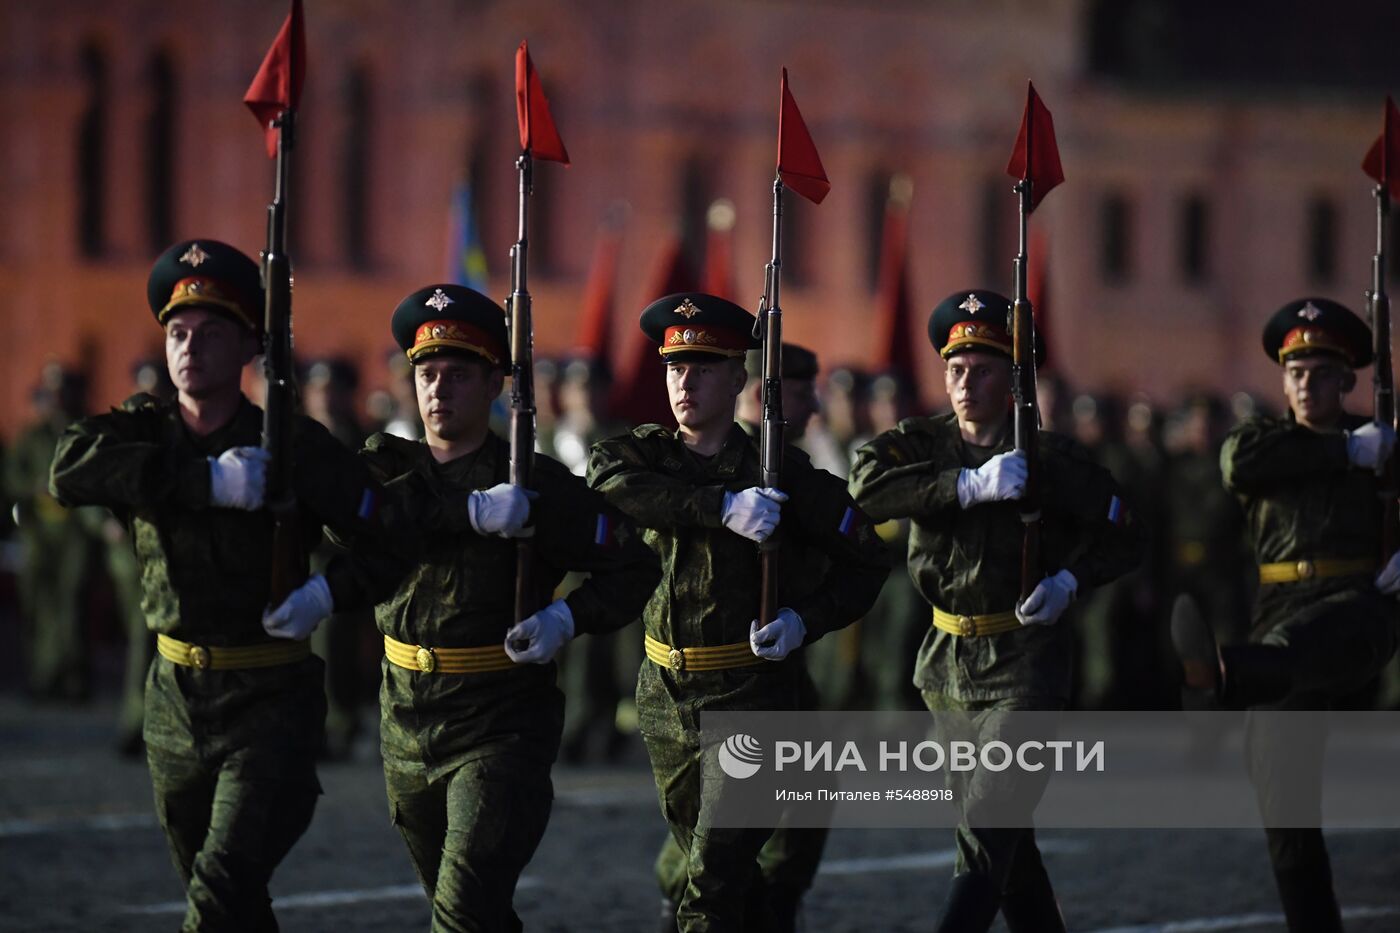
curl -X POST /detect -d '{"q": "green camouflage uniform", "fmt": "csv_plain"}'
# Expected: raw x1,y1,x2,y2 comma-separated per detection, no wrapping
849,413,1141,919
5,416,96,700
1220,414,1398,929
356,431,659,933
588,422,888,932
49,394,391,932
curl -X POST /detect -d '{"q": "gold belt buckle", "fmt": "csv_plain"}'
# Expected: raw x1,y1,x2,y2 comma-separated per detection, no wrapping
957,615,976,637
1295,560,1315,580
415,646,436,673
188,645,210,670
667,647,686,671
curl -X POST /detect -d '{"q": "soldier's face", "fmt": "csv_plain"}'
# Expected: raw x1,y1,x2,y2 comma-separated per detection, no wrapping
1283,355,1353,428
164,309,259,400
415,356,503,442
944,351,1013,426
666,358,745,431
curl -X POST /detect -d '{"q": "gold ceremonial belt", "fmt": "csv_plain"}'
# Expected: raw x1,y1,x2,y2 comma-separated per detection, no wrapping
932,606,1021,638
157,633,310,671
644,634,763,672
1258,558,1376,585
383,635,515,674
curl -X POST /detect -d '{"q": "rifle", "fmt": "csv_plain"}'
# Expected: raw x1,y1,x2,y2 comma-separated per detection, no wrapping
508,150,538,626
1367,177,1395,558
260,96,304,607
754,176,785,627
1010,175,1042,601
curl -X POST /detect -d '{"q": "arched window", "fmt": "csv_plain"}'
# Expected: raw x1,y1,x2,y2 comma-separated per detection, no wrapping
144,49,177,251
864,170,894,289
678,156,711,278
342,63,373,267
1178,192,1210,284
76,40,108,258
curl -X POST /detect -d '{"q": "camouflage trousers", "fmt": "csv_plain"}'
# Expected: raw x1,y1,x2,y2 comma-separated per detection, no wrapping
921,691,1065,910
384,753,553,933
144,657,326,933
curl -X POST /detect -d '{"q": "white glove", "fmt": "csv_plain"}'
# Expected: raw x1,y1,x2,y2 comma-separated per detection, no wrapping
749,608,806,661
1016,569,1078,626
504,599,575,664
956,451,1028,508
467,483,537,537
208,446,271,510
1376,552,1400,596
721,487,789,542
262,574,334,640
1346,423,1396,470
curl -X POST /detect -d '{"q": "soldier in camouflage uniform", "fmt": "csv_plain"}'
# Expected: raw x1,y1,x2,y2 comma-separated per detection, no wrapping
588,294,888,932
652,341,833,932
849,290,1142,932
264,284,660,933
1172,298,1399,933
49,240,394,932
6,365,95,702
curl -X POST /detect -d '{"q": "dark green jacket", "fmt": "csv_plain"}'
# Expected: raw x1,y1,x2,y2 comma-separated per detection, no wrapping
358,431,660,776
849,413,1142,701
49,394,388,643
1221,413,1385,631
586,422,888,719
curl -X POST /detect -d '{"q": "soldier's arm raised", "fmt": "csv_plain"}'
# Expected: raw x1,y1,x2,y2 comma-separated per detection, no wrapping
49,403,211,511
848,427,961,522
586,435,727,529
1220,417,1350,494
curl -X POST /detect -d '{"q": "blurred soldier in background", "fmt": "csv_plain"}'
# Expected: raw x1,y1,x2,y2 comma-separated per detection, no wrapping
5,363,94,702
303,357,373,760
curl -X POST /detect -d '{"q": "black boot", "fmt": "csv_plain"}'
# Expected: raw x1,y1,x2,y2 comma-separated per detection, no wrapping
1000,870,1067,933
934,872,1000,933
1274,866,1344,933
1220,644,1294,708
1171,594,1222,707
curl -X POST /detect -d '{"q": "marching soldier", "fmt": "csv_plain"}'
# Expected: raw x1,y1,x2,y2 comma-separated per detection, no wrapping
1172,298,1399,932
263,283,660,932
50,239,393,931
588,294,888,932
848,290,1142,932
653,341,833,932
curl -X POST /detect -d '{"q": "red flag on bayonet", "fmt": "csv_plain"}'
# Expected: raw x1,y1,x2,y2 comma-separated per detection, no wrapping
1362,95,1400,201
243,0,306,159
776,69,829,204
515,41,569,165
1005,82,1063,213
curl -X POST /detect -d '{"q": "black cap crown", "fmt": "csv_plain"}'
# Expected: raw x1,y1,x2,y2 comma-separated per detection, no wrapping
1262,297,1372,368
391,284,508,366
147,239,263,333
639,292,758,362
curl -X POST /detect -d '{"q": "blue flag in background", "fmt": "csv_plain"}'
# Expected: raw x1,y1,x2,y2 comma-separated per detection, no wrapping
446,183,489,292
